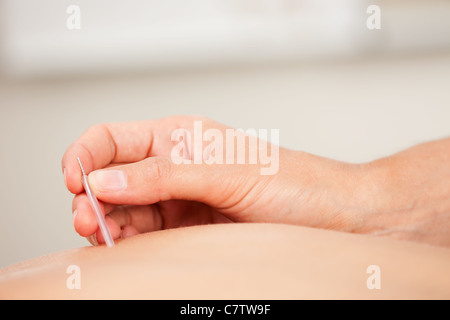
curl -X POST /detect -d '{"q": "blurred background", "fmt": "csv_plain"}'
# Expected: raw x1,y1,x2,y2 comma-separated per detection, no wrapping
1,0,450,268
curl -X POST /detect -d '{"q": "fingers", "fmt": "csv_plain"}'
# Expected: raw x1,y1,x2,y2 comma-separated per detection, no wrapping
72,193,164,244
87,156,258,209
107,205,163,234
62,121,156,194
61,116,216,194
72,193,115,237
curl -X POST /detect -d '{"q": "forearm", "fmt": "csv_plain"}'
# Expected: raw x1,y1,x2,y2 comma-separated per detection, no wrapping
282,138,450,246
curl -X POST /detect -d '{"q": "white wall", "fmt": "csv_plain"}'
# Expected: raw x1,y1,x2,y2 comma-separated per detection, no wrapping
2,0,450,78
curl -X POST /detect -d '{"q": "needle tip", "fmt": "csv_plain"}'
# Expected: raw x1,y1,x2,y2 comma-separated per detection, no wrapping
77,157,86,176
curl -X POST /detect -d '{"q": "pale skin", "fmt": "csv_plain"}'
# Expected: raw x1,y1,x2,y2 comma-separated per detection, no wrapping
1,224,449,299
1,115,449,299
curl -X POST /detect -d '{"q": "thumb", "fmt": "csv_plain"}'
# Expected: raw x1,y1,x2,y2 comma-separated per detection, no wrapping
88,157,259,207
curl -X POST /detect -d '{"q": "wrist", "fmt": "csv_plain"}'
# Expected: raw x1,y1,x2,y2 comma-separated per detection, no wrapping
302,156,399,233
347,159,398,233
285,151,377,231
350,151,450,246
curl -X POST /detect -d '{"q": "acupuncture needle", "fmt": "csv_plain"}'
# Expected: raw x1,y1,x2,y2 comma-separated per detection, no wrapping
77,157,115,248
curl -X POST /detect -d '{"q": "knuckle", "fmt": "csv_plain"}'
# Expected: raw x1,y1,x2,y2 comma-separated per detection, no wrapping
143,157,172,182
86,122,106,133
85,122,114,138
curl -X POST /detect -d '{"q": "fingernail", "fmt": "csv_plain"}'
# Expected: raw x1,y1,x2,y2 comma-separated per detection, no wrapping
87,234,98,246
89,170,127,192
63,168,68,188
72,209,78,224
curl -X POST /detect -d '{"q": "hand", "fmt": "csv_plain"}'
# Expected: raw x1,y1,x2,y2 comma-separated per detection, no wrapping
62,116,450,247
62,116,364,244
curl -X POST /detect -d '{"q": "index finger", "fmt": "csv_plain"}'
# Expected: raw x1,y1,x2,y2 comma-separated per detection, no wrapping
62,120,158,194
